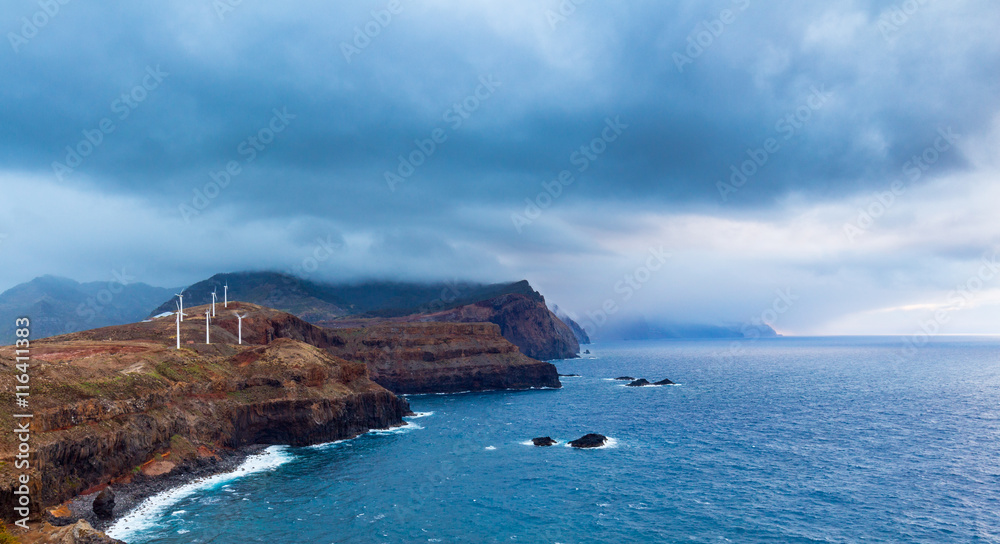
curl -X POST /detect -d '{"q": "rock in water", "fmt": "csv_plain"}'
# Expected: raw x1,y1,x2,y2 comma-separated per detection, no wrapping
654,378,675,385
584,349,591,354
92,487,115,519
569,434,608,448
626,378,651,387
614,376,635,381
558,373,581,377
532,436,557,447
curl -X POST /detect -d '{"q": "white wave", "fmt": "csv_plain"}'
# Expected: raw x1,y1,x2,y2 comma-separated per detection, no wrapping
306,438,348,450
616,382,680,388
106,445,293,541
484,446,497,451
405,411,434,419
368,422,423,434
309,420,427,451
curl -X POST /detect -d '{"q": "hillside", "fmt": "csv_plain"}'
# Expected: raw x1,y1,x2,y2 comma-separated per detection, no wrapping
0,304,410,528
149,273,582,360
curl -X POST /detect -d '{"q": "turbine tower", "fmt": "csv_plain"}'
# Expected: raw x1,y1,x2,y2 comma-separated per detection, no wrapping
175,291,184,322
224,282,229,308
175,300,183,350
211,289,218,317
205,308,212,344
235,312,247,345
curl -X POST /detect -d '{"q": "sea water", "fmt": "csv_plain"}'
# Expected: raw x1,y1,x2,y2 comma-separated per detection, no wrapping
110,337,1000,543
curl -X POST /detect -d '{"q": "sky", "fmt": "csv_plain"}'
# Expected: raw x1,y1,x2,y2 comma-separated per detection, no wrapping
1,0,999,336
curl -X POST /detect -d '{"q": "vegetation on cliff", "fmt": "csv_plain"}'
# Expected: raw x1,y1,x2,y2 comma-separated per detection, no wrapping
0,304,409,526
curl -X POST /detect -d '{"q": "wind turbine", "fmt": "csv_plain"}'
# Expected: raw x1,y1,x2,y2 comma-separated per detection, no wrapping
175,300,183,350
175,291,184,322
235,312,247,345
224,282,229,308
211,289,218,317
205,308,212,344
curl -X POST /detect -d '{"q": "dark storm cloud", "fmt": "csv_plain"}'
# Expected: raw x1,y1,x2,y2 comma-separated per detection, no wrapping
2,0,997,216
3,0,1000,333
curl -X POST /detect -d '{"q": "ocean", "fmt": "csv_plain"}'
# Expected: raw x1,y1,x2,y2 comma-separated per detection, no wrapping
108,337,1000,543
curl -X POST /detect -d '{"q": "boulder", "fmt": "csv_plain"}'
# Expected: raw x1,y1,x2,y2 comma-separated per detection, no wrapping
569,434,607,448
44,519,125,544
614,376,635,381
92,488,115,519
626,379,651,387
46,504,78,527
531,436,557,447
654,378,675,385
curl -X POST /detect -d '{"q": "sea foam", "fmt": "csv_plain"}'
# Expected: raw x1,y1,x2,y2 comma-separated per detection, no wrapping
106,445,293,541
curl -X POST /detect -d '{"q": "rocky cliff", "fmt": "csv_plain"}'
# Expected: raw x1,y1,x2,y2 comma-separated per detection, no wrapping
0,306,410,528
411,294,581,361
147,273,582,360
320,322,561,394
205,303,561,394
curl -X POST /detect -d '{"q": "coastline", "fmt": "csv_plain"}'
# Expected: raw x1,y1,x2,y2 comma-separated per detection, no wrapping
67,444,268,534
82,415,419,542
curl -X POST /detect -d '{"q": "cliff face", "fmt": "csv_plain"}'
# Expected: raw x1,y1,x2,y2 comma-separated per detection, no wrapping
321,322,562,394
146,274,581,361
0,311,409,523
417,294,581,361
208,304,562,395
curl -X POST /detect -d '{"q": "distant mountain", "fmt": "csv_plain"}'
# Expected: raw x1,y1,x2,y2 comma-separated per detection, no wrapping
0,275,178,344
149,272,583,360
595,315,778,342
551,305,591,345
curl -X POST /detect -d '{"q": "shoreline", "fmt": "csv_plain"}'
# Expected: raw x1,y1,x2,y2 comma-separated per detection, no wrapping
66,444,268,533
76,416,419,540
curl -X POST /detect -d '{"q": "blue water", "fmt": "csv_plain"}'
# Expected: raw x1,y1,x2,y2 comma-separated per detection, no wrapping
112,337,1000,543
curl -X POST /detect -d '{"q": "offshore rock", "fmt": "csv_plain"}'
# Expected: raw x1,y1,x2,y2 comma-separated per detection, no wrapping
569,434,608,449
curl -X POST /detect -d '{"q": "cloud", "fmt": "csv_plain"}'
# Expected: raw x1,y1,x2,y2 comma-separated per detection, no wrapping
1,0,999,333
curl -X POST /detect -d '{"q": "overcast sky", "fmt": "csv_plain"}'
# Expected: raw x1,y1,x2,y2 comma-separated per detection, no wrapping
2,0,999,335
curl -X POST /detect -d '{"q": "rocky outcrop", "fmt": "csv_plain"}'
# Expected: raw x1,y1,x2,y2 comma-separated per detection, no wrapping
321,322,562,394
415,294,580,360
61,303,560,396
531,437,557,447
0,313,409,524
626,379,652,387
28,520,124,543
569,434,608,449
615,376,635,381
91,489,114,519
654,378,675,385
145,273,582,361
